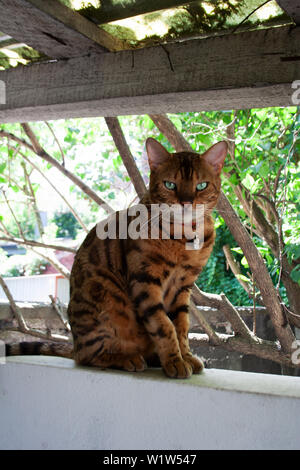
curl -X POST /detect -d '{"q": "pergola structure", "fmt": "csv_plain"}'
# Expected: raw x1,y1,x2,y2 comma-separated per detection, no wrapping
0,0,299,122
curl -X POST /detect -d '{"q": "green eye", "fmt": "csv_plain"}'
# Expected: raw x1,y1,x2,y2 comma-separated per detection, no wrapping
164,181,176,190
196,182,208,191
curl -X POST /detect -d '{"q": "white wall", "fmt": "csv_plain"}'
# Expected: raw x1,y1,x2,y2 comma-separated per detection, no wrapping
0,356,300,450
0,274,69,303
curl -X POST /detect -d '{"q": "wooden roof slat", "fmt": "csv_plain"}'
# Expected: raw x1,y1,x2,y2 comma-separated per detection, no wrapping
0,0,126,58
277,1,300,25
0,26,299,123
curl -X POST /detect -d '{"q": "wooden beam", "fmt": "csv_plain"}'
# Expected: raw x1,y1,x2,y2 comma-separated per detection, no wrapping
277,1,300,24
0,26,299,122
0,0,125,57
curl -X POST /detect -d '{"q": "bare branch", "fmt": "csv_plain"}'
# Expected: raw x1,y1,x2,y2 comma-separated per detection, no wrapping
49,295,71,332
189,299,220,346
192,284,255,340
21,161,45,238
45,121,65,167
0,199,72,278
19,151,89,233
0,274,70,343
150,113,296,352
0,126,114,213
149,114,193,152
21,122,114,213
0,235,76,253
0,275,27,331
217,192,295,352
105,117,147,199
189,332,295,368
30,247,70,279
223,244,253,296
1,189,26,239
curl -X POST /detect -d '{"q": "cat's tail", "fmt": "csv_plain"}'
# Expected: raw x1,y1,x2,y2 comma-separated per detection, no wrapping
5,341,74,359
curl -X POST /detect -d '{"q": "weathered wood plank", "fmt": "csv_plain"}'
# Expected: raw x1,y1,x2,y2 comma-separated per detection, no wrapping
0,26,299,122
0,0,125,57
277,0,300,24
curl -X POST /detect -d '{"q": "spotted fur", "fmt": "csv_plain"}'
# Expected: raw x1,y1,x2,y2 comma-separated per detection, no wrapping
67,138,227,378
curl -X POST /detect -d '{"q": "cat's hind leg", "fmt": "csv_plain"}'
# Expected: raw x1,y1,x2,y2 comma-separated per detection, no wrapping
69,274,151,372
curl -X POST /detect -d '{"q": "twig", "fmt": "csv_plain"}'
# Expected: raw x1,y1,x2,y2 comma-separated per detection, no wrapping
276,126,299,294
249,198,257,335
0,274,70,343
49,295,71,332
222,244,253,296
149,114,193,152
1,189,26,239
45,121,65,167
217,192,295,352
189,332,295,368
273,164,284,199
0,203,72,278
150,113,295,352
21,122,114,213
192,284,255,340
30,247,70,279
0,126,113,213
189,299,220,346
105,117,147,199
231,0,272,34
19,151,88,233
0,235,76,253
21,161,45,238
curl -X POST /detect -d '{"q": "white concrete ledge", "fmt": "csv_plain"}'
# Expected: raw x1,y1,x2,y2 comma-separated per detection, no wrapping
1,356,300,450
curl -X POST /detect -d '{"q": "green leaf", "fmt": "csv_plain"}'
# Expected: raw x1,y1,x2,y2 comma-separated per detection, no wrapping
0,162,6,174
169,115,182,133
290,265,300,286
231,247,243,254
142,115,154,130
241,256,249,268
236,274,251,283
241,173,255,190
229,173,239,185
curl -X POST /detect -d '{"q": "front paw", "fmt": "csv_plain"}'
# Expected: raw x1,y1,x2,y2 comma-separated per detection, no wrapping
183,353,204,374
163,357,193,379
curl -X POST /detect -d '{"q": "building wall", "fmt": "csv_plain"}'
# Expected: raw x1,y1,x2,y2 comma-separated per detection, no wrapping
0,274,69,303
1,356,300,450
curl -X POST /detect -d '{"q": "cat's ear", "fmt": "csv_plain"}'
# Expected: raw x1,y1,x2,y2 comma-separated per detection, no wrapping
202,141,228,174
146,138,171,170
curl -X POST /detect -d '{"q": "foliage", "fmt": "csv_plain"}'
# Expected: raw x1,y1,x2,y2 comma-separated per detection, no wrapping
175,107,300,295
0,253,49,277
53,211,81,239
197,223,251,306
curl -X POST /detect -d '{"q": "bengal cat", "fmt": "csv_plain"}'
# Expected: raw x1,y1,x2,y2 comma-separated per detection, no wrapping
67,138,227,378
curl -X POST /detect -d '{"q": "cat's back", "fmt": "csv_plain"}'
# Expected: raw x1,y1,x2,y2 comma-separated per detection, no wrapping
70,222,128,292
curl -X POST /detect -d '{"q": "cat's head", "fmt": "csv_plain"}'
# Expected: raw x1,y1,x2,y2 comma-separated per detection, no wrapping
146,138,227,212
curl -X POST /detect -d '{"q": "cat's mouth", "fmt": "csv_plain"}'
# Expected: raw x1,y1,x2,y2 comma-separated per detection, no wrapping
170,204,205,224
